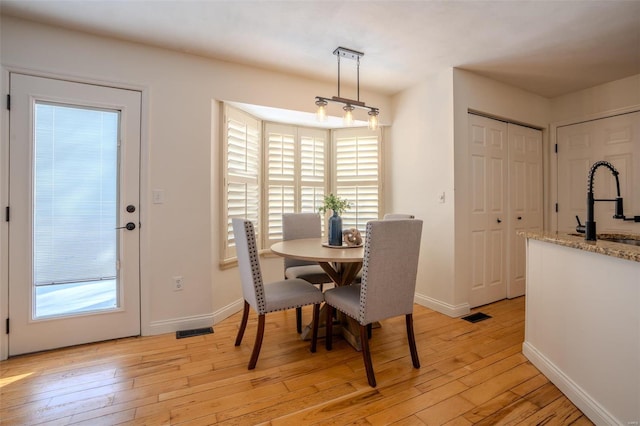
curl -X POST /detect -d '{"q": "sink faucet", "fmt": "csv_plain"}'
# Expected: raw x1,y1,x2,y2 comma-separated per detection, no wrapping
584,161,625,241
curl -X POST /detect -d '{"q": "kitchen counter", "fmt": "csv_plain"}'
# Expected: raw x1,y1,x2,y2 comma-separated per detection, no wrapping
522,232,639,425
519,230,640,262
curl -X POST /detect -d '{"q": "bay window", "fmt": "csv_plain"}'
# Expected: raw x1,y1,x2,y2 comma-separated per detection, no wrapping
221,104,382,263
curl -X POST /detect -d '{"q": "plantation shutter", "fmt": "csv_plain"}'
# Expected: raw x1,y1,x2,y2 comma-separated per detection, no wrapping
224,106,260,259
300,127,328,235
334,128,381,233
265,124,328,245
265,124,296,243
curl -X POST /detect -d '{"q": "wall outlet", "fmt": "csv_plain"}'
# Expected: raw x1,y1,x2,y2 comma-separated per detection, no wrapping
173,276,183,291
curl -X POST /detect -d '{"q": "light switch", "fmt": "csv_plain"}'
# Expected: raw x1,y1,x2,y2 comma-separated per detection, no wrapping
152,189,165,204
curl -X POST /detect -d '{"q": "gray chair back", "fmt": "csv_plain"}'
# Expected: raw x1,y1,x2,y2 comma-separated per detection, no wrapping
282,213,322,269
359,219,423,324
232,218,266,314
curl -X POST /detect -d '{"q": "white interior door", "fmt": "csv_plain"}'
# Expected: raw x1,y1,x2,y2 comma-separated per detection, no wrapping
8,73,141,356
557,111,640,234
468,114,508,308
507,123,542,298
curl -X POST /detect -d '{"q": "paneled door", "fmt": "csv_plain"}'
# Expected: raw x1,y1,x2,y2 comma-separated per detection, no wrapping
468,114,542,307
468,114,508,307
557,111,640,234
8,74,141,356
507,124,543,298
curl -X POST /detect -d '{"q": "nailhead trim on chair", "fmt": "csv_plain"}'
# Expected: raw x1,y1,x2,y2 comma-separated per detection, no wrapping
244,220,267,314
358,221,374,324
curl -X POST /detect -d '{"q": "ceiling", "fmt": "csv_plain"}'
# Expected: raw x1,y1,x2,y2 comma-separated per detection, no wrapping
1,0,639,99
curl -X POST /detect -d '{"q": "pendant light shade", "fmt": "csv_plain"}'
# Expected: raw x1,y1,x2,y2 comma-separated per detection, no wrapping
368,109,379,130
315,98,328,122
343,105,355,126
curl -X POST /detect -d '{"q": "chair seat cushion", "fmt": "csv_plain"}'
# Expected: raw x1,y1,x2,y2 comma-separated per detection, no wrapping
263,279,325,313
285,265,331,285
324,284,362,321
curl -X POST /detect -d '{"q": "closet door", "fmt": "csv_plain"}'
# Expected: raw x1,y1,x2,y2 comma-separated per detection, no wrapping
468,115,508,308
468,115,543,307
507,123,543,298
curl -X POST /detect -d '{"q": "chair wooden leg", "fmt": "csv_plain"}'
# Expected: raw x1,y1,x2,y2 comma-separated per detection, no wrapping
325,304,333,351
235,300,250,346
296,307,302,334
248,314,265,370
405,314,420,369
310,304,320,353
360,324,376,387
367,323,372,339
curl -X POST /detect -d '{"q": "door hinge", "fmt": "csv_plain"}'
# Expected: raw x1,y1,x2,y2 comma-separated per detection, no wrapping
5,206,9,222
555,203,559,213
6,94,10,111
5,318,9,334
554,143,558,153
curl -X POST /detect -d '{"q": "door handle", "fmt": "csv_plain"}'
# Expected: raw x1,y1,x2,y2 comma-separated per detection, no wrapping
116,222,136,231
497,218,502,223
517,216,522,220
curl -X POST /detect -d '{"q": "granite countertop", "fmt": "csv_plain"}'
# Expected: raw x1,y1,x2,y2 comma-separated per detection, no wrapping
520,231,640,263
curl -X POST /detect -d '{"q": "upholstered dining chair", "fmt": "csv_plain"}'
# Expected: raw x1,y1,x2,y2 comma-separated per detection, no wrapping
324,219,423,387
282,213,333,333
232,218,323,370
383,213,415,220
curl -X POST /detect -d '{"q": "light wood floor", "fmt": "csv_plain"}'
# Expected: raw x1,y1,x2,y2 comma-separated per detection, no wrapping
0,297,593,425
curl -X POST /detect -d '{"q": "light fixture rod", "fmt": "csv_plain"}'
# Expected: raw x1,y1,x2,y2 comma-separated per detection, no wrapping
333,47,364,102
357,56,360,102
337,54,340,98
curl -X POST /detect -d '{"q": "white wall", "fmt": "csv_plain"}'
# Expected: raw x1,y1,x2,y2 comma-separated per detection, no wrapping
551,73,640,123
389,69,457,314
0,16,392,357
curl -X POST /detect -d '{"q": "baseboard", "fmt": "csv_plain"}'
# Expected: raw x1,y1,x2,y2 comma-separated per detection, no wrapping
146,313,215,336
414,292,470,318
522,341,621,426
213,298,244,325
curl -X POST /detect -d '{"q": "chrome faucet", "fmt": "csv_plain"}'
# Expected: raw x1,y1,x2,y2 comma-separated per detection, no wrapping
581,160,639,241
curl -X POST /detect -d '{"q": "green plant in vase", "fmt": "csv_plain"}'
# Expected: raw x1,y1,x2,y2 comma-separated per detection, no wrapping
319,193,351,246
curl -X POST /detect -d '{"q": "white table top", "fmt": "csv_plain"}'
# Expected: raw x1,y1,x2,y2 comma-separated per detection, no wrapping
270,238,364,263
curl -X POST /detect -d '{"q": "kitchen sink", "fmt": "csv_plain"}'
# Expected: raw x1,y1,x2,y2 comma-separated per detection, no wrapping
598,237,640,247
568,233,640,247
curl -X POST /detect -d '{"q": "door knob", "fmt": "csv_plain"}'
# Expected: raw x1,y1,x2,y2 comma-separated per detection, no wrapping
116,222,136,231
497,218,502,223
517,216,522,220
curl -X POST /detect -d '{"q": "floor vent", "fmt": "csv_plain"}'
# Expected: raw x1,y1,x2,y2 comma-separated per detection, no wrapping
176,327,214,339
461,312,492,323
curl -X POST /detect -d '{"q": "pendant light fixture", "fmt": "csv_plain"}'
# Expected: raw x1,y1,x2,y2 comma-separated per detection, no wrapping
315,47,379,130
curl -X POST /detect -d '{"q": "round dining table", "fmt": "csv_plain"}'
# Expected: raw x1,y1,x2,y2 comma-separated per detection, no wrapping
270,237,364,287
270,237,365,350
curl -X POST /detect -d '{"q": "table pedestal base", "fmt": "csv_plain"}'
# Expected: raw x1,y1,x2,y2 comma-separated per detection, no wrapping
300,304,380,351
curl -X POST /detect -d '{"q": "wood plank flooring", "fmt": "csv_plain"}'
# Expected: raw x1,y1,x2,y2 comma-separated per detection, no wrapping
0,297,593,425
